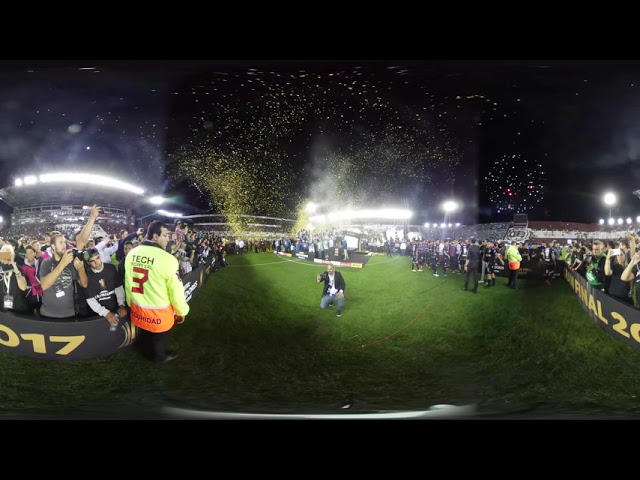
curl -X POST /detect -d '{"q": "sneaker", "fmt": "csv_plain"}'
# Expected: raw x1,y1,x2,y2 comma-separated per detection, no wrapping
433,273,439,277
158,353,179,363
336,309,342,317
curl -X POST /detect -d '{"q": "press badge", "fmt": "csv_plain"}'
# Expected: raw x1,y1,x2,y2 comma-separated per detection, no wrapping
4,295,13,309
55,290,65,298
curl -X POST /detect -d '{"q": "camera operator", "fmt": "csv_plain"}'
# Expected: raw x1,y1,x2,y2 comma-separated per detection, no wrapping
316,263,346,317
39,232,88,319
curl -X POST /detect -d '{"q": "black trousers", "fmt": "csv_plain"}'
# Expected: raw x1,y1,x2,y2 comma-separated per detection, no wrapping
464,262,479,291
508,268,519,288
136,328,170,362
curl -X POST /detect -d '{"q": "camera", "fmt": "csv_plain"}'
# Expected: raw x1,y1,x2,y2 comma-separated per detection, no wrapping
71,248,85,260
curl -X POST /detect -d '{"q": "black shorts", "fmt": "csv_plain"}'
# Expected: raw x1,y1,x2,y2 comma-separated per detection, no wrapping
485,263,495,275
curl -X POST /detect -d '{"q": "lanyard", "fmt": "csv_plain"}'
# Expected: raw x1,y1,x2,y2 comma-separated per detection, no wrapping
3,270,11,294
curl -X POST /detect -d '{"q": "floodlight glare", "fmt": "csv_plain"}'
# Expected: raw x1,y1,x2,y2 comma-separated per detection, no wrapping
39,173,145,195
149,196,165,205
442,200,458,213
603,193,616,205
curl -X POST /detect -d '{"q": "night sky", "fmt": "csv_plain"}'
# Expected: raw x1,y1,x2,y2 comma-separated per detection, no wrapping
1,60,639,226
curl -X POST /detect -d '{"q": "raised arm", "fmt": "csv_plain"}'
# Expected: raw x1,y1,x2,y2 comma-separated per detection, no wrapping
75,205,101,250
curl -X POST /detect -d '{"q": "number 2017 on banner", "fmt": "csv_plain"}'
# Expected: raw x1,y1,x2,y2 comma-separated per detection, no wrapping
0,324,85,355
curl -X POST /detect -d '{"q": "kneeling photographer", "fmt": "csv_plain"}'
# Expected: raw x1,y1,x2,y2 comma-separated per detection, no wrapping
316,263,346,317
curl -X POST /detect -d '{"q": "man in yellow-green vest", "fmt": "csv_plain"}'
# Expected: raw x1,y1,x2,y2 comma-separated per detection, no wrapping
125,220,190,363
505,241,523,290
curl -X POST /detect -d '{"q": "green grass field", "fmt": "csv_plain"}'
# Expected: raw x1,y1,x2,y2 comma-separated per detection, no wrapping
3,252,640,418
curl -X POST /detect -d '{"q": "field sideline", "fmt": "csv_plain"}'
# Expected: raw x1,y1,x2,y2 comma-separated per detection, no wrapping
2,252,640,418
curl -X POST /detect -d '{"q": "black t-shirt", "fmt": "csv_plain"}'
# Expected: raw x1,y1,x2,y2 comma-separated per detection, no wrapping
484,247,496,264
83,263,122,314
0,264,30,314
608,263,630,300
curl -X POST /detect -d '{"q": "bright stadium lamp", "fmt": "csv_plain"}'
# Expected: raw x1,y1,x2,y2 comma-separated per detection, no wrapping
598,219,604,225
442,200,458,225
608,218,615,226
618,218,624,225
442,200,458,213
603,192,616,220
627,218,632,224
149,196,165,205
306,202,318,214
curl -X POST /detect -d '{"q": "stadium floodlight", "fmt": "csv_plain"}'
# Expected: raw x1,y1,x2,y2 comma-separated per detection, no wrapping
39,173,145,195
455,223,460,227
603,192,616,220
598,219,604,224
627,218,632,224
310,208,412,223
149,196,165,205
442,200,458,213
157,209,182,217
424,223,430,228
23,176,37,185
0,216,3,223
608,218,615,225
637,216,640,223
305,202,318,214
440,223,446,228
618,218,624,225
14,178,23,187
442,200,458,225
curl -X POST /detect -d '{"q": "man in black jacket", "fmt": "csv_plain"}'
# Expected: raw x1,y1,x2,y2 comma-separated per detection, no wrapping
316,263,346,317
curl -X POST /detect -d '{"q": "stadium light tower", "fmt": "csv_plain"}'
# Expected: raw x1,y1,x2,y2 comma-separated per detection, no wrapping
442,200,458,225
603,192,616,220
149,196,165,205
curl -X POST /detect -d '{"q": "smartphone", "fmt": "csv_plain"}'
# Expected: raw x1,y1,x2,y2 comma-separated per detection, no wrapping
610,248,621,256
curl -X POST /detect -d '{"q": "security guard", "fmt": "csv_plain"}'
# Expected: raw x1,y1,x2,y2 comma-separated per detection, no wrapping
124,220,189,363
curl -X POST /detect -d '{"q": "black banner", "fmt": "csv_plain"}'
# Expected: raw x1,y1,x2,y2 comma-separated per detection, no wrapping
494,258,545,279
564,265,640,349
0,254,215,361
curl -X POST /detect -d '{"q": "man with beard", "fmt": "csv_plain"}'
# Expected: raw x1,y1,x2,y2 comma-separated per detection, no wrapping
39,232,89,319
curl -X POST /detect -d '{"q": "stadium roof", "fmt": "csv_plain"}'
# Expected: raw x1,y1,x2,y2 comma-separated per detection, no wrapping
0,183,147,210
